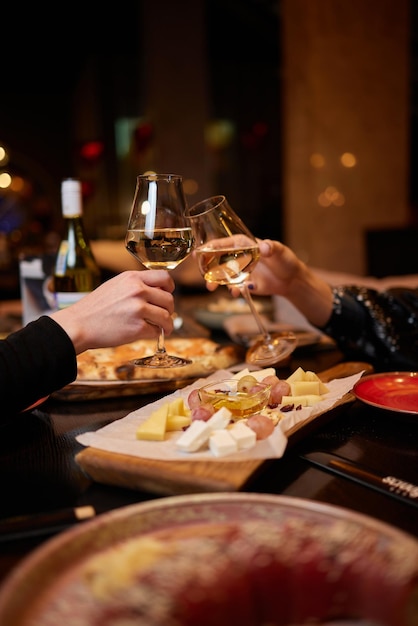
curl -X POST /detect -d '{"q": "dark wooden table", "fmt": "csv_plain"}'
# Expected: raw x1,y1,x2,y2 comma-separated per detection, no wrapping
1,307,417,587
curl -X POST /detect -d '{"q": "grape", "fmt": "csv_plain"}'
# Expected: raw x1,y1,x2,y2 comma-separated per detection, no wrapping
237,375,258,393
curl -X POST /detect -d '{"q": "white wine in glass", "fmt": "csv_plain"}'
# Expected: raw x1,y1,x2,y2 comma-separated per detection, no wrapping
185,195,296,366
125,173,193,367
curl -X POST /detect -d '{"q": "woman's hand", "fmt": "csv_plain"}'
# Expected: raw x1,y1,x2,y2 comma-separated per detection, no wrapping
214,239,302,298
245,239,303,297
225,239,334,328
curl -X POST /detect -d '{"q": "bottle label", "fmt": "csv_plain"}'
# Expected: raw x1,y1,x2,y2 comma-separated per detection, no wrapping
55,241,69,276
55,291,90,310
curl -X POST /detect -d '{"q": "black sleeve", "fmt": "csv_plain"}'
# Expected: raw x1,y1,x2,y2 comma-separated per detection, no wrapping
0,316,77,415
319,286,418,371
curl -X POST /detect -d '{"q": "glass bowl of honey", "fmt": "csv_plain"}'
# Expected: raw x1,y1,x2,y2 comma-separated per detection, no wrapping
198,378,272,419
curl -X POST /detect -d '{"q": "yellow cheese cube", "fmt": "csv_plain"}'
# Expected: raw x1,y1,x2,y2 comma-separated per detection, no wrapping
168,397,189,417
136,404,168,441
304,371,329,394
281,394,322,407
285,366,306,384
166,414,191,431
290,381,320,396
281,394,308,407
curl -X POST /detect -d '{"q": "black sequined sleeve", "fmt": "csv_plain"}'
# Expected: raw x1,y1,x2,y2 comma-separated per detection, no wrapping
318,286,418,371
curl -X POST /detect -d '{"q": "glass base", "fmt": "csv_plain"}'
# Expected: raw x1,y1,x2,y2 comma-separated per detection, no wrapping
245,332,297,367
132,353,192,368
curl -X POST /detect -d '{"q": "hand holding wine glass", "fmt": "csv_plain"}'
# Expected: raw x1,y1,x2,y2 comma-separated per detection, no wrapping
125,173,193,367
185,195,296,366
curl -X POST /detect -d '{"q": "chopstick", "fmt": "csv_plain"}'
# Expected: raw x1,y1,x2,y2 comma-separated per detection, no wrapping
0,505,96,541
302,452,418,509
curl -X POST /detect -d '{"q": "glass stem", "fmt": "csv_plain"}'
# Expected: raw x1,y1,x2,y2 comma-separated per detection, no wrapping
156,328,167,354
240,283,272,342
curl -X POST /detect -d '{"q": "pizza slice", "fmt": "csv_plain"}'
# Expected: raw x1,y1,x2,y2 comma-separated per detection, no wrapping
76,337,244,382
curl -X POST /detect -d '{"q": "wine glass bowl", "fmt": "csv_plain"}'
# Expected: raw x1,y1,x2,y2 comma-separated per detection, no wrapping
125,173,193,367
185,195,297,366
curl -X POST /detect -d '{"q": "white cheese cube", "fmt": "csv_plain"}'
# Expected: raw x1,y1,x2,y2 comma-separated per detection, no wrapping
206,406,232,430
233,367,251,380
233,367,276,382
229,422,257,449
251,368,276,382
209,429,238,457
176,420,210,452
176,407,232,453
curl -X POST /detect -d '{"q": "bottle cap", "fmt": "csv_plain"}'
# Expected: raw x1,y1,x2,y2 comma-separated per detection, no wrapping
61,179,82,217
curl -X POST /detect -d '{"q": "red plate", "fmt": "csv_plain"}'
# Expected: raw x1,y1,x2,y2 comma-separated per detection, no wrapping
353,372,418,414
21,396,49,412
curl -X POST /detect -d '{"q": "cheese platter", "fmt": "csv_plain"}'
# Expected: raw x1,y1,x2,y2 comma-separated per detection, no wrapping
75,361,373,495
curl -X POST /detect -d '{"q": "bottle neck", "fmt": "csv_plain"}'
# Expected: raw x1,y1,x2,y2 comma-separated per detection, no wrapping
61,179,83,217
63,212,82,219
63,215,90,244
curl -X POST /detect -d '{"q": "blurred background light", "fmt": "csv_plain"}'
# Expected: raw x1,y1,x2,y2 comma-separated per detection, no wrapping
340,152,357,167
318,186,345,207
205,119,235,151
0,173,12,189
0,146,8,165
310,153,325,168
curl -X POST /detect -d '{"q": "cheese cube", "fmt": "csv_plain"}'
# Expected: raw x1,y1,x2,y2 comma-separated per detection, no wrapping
209,429,238,457
304,371,329,394
136,404,168,441
233,368,251,380
176,420,210,452
285,366,306,384
229,422,257,450
251,368,276,382
281,394,322,407
290,381,320,396
176,407,233,453
233,367,276,382
166,414,191,431
168,397,190,417
206,406,232,430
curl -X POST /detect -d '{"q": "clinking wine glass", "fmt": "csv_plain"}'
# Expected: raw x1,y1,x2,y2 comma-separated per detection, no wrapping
185,195,297,366
125,173,193,367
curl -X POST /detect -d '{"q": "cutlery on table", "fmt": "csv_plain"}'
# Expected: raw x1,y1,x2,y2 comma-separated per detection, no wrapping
301,451,418,509
0,505,96,541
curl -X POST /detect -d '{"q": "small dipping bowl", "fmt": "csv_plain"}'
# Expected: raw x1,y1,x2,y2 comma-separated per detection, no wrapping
199,379,272,420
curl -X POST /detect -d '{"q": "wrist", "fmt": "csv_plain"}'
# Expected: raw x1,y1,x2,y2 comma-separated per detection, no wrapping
286,265,334,327
50,308,87,354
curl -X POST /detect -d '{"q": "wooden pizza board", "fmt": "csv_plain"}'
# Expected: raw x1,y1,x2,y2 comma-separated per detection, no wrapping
75,362,373,495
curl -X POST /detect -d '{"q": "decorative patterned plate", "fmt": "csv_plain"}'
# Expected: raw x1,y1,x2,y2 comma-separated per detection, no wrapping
0,493,416,626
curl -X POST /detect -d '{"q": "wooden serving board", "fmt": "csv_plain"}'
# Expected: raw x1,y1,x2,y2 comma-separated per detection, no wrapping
75,362,373,496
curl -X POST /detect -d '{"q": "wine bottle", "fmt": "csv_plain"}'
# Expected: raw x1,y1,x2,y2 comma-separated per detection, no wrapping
53,179,101,309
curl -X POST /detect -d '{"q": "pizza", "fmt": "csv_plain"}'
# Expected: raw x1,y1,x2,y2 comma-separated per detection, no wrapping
76,337,244,382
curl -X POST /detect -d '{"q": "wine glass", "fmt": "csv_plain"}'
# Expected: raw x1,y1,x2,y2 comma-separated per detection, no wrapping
185,195,297,366
125,173,193,367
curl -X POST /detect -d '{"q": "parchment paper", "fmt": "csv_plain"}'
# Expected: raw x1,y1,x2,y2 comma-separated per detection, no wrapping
76,370,364,462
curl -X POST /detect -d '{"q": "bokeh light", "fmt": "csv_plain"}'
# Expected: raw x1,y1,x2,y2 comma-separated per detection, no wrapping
0,172,12,189
340,152,357,167
310,153,325,168
318,186,345,207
